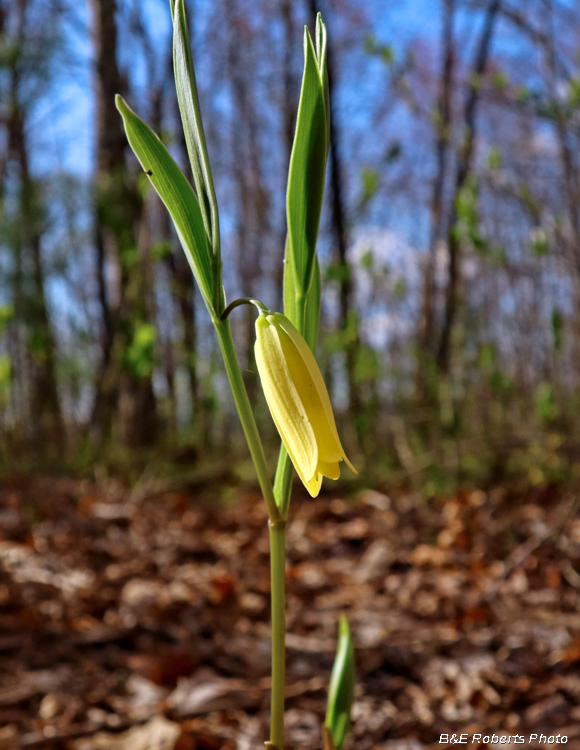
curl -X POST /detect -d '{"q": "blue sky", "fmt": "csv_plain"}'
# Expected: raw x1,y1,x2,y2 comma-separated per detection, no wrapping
30,0,547,186
31,0,448,180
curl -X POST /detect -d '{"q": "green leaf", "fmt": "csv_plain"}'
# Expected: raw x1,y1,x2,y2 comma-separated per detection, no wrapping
355,345,379,382
363,34,393,64
315,13,330,152
492,70,509,90
150,240,172,262
286,24,328,297
487,146,502,170
531,228,549,256
283,236,320,352
552,308,564,352
284,16,326,345
535,382,558,423
275,15,327,521
115,95,214,310
469,72,482,91
515,84,529,102
325,261,351,285
359,167,379,211
569,75,580,108
304,257,321,352
125,323,157,378
479,342,496,370
0,304,14,334
0,354,11,394
172,0,220,267
325,616,355,750
359,249,373,271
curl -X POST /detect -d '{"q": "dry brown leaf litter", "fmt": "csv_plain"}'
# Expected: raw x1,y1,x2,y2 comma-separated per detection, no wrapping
0,478,579,749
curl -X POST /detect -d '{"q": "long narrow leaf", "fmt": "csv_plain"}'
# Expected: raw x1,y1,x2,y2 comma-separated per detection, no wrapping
325,616,355,750
278,20,328,517
315,13,330,151
304,257,321,352
172,0,219,256
284,239,320,352
115,95,214,309
286,27,328,297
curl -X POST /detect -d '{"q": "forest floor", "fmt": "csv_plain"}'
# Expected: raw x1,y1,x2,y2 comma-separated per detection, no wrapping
1,475,580,749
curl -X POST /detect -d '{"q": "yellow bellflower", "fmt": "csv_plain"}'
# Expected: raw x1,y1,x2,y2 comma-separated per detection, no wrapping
255,311,357,497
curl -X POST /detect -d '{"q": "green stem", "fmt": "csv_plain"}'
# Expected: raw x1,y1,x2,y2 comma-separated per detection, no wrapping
274,448,293,520
296,294,307,334
215,304,287,747
213,318,279,523
267,290,309,749
216,289,309,748
220,297,269,320
269,519,286,750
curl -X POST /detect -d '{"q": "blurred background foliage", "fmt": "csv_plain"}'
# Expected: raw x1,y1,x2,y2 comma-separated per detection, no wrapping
1,0,580,494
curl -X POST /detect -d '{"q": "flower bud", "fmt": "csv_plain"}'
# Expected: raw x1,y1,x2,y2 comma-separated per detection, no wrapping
254,311,356,497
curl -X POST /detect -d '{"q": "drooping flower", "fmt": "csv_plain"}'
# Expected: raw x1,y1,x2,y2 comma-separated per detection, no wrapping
254,311,356,497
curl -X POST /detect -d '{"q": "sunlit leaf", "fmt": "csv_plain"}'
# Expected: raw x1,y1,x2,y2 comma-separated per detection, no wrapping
552,308,564,352
125,323,157,378
303,257,321,353
286,25,328,297
531,227,549,256
0,355,11,393
284,236,321,352
363,34,393,65
492,70,509,90
535,382,558,423
115,95,214,309
0,304,14,334
487,146,502,170
568,75,580,108
325,616,355,750
172,0,220,265
315,14,330,151
359,167,379,212
276,16,327,516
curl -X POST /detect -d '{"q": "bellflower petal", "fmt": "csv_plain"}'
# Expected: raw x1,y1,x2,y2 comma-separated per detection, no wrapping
254,315,318,482
255,311,356,497
271,313,357,474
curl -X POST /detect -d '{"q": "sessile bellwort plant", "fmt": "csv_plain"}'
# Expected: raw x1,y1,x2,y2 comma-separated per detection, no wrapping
115,3,356,748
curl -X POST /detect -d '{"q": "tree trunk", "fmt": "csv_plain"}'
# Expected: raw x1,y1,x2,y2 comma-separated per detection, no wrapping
89,0,157,448
164,238,198,418
13,112,64,451
541,0,580,276
437,0,502,374
5,0,63,453
416,0,455,401
225,0,269,404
